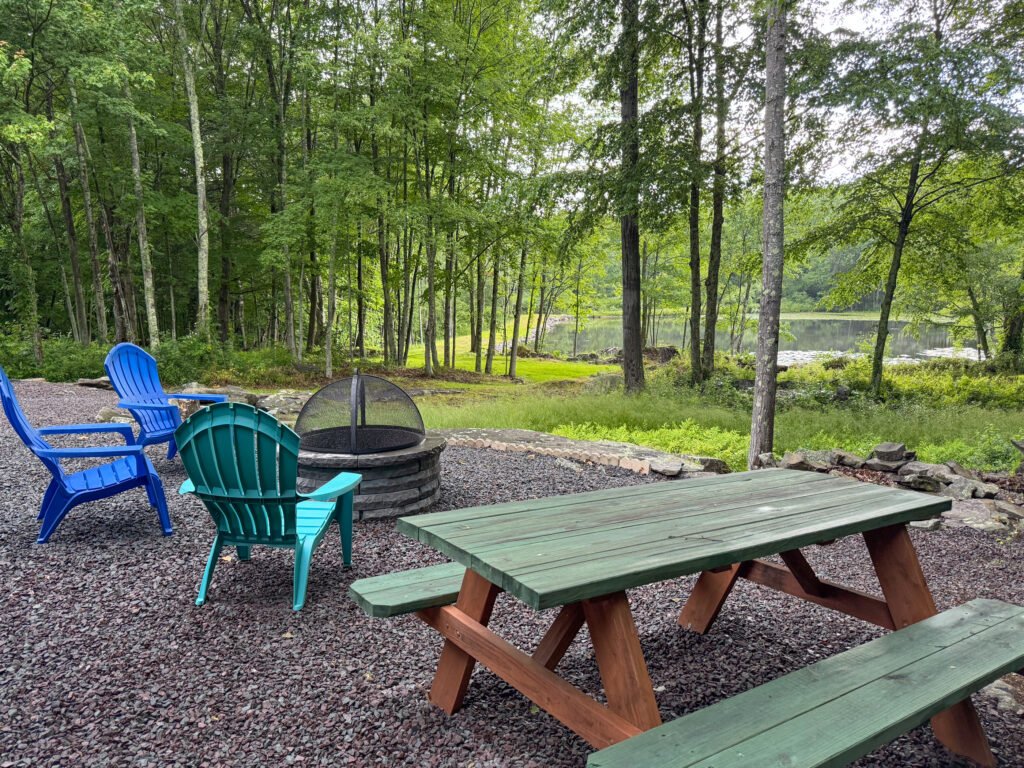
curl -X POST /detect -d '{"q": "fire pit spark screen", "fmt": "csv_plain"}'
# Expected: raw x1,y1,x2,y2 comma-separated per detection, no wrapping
295,371,425,455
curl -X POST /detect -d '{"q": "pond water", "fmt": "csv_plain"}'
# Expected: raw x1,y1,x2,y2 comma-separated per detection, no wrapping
544,315,981,365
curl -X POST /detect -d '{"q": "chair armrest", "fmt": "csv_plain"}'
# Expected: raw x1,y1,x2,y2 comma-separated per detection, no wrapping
118,400,178,411
38,423,136,444
166,393,229,403
38,445,146,459
179,478,196,495
297,471,361,502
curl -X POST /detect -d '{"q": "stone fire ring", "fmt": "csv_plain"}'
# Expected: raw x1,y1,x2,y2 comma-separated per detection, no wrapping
297,436,446,520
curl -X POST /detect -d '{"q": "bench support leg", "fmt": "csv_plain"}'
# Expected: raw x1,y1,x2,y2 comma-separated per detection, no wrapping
583,592,663,731
533,603,585,671
427,569,500,715
678,563,743,634
865,524,995,768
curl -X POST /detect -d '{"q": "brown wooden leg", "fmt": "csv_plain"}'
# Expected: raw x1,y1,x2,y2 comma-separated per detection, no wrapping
533,603,585,671
427,569,500,714
583,592,662,731
864,524,995,767
779,549,825,597
678,563,742,633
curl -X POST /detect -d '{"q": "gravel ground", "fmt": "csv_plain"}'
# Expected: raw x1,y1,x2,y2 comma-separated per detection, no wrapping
2,381,1024,767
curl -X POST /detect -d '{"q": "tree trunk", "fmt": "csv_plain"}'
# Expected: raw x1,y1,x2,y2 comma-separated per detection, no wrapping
485,250,500,374
8,154,43,362
702,0,726,376
748,0,787,468
687,1,708,385
966,286,990,359
619,0,645,392
53,155,89,344
174,0,211,339
125,86,160,348
870,150,922,398
508,240,528,379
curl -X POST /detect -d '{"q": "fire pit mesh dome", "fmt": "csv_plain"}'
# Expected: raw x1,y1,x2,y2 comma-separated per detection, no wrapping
295,372,425,455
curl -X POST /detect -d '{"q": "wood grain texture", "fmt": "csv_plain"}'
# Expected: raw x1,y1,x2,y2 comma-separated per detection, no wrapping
678,564,743,634
583,592,662,731
588,599,1024,768
418,604,643,748
398,469,951,610
348,562,466,618
533,603,585,671
427,569,500,714
864,524,994,767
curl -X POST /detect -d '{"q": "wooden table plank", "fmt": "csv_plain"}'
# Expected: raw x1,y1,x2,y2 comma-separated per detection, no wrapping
400,471,949,609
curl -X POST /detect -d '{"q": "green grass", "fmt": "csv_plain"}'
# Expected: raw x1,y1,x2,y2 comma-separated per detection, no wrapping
420,387,1024,473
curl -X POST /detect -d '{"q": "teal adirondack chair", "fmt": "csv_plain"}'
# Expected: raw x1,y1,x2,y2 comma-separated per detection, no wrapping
175,402,360,610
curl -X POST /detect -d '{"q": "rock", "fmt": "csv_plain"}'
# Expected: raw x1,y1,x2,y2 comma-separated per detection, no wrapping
897,461,958,484
833,450,865,469
910,518,942,531
982,679,1023,713
780,451,831,472
554,457,585,474
943,460,979,481
643,346,680,363
618,457,651,475
687,456,730,474
942,499,1012,532
941,477,1000,500
833,384,851,402
896,473,945,493
983,499,1024,520
752,452,779,469
77,376,113,390
180,383,260,406
96,406,133,424
863,457,908,473
869,442,908,462
256,391,311,421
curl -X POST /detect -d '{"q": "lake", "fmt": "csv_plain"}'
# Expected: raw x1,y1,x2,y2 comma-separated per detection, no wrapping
543,315,981,365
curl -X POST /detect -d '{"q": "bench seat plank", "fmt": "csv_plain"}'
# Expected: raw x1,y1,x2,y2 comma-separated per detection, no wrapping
588,599,1024,768
350,562,466,618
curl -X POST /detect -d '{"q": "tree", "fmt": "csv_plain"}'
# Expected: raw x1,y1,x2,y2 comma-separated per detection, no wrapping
748,0,786,468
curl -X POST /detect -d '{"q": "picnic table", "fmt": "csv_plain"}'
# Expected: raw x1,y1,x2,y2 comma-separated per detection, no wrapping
357,468,1002,765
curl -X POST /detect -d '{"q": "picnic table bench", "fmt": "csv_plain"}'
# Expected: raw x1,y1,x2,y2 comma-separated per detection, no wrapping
350,469,1022,767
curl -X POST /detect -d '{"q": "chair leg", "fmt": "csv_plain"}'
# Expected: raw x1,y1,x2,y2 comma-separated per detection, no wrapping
339,492,354,569
166,439,177,461
236,545,250,561
292,538,317,611
39,479,60,520
148,475,172,536
197,534,224,606
37,494,75,544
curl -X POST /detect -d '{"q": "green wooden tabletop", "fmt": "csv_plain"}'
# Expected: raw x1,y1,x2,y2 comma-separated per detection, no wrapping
397,469,951,611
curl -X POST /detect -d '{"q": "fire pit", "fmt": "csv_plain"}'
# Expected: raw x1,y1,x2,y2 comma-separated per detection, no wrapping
295,372,445,519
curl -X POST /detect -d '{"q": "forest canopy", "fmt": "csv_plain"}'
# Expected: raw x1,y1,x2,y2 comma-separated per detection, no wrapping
1,0,1023,392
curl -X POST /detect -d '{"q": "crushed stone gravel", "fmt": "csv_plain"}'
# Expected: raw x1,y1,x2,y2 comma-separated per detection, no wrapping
2,381,1024,767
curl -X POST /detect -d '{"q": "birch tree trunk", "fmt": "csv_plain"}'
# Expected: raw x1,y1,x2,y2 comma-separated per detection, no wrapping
508,240,528,379
702,0,726,376
125,85,160,348
748,0,786,468
174,0,211,339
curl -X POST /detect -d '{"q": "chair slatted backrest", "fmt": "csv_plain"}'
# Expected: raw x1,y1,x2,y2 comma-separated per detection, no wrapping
176,402,301,545
0,367,62,479
104,343,178,436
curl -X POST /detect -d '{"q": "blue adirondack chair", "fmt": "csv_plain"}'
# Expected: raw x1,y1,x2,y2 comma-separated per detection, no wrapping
0,367,172,543
175,402,361,610
105,342,227,460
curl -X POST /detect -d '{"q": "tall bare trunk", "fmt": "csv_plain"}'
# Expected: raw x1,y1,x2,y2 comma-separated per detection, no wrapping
619,0,645,392
54,154,89,343
485,250,500,374
748,0,786,468
508,240,528,379
69,81,108,342
174,0,210,339
687,1,708,385
125,86,160,347
702,0,726,376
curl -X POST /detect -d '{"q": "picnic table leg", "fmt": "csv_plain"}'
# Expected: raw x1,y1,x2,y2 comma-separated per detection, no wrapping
533,603,585,671
677,563,743,633
427,568,500,714
583,592,662,731
864,524,996,768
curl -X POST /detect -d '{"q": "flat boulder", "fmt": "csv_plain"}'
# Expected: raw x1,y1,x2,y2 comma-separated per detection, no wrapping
869,442,911,462
895,473,945,493
834,449,865,469
77,376,113,390
940,477,999,500
863,457,909,472
780,450,831,472
96,406,133,424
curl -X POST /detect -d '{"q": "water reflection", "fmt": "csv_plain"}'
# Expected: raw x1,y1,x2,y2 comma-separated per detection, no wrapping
543,316,980,362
